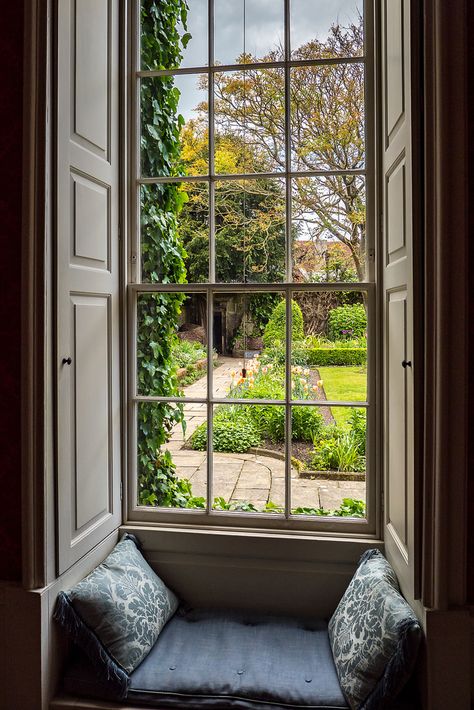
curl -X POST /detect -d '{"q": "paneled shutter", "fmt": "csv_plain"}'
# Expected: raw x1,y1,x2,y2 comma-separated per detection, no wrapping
56,0,121,574
381,0,416,597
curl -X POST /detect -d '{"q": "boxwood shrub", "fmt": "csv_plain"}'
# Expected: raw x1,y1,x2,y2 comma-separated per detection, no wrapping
262,345,367,366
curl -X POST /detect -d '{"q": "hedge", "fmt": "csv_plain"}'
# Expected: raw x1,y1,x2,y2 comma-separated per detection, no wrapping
305,348,367,366
263,345,367,366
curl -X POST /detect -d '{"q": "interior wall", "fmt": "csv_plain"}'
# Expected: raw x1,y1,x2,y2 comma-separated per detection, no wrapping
0,3,24,582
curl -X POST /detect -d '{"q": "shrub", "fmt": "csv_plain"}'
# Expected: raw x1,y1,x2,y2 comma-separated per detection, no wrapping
311,433,365,472
191,407,261,452
328,304,367,340
348,408,366,455
310,410,367,472
172,340,206,368
262,299,304,347
307,348,367,366
261,345,367,367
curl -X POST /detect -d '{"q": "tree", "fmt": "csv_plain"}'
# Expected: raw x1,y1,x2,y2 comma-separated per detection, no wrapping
181,19,366,282
178,123,286,284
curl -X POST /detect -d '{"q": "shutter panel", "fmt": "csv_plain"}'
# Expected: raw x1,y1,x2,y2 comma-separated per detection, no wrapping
382,0,416,596
56,0,121,574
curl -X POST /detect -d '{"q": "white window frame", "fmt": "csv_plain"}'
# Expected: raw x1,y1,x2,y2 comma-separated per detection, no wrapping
126,0,380,537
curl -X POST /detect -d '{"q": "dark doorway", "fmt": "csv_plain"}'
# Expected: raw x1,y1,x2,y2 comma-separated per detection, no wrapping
213,311,223,354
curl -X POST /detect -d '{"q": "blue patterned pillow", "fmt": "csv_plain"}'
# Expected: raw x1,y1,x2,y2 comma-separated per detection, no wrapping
53,534,179,698
328,549,422,710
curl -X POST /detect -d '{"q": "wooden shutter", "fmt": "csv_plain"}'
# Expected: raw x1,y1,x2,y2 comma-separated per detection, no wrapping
56,0,121,574
381,0,417,597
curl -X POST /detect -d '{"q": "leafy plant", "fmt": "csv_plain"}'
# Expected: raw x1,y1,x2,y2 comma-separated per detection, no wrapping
248,293,283,335
137,0,192,507
191,406,261,453
172,340,207,368
327,304,367,341
311,433,365,472
262,299,304,347
332,498,366,518
348,408,366,455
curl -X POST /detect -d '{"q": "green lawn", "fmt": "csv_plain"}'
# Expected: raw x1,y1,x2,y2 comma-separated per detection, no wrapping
317,366,367,427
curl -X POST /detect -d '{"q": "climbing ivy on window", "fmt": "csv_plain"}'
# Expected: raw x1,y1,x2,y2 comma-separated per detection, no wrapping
138,0,190,507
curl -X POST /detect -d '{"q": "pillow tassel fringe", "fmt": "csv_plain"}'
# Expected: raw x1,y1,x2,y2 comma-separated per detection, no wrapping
53,592,130,699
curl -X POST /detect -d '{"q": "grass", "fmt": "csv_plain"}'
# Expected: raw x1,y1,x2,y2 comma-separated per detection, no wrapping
317,366,367,427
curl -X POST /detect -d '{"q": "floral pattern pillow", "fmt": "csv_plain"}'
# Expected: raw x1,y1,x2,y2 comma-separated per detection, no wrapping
53,534,178,697
328,549,422,710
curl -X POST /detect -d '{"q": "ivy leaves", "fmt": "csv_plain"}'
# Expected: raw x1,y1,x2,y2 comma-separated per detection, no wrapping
137,0,190,507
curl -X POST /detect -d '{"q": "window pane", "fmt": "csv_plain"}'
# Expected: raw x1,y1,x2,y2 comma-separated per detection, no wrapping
141,183,209,283
215,180,285,283
290,0,363,60
292,176,366,282
137,401,208,508
291,405,366,517
290,63,365,172
289,291,367,401
141,0,208,70
136,292,208,398
141,75,208,178
214,69,285,175
204,404,285,513
214,0,284,65
212,292,286,399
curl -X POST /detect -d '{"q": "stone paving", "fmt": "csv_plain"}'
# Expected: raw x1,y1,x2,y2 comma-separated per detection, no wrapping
166,357,366,512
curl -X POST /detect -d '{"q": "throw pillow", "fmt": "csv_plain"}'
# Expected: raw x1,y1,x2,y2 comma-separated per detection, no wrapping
328,549,422,710
53,533,179,698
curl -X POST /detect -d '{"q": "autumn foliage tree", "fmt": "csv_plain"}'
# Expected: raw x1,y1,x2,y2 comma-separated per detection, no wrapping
179,18,366,282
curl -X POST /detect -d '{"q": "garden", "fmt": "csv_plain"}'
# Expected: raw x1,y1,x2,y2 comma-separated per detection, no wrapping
137,0,368,517
188,299,367,480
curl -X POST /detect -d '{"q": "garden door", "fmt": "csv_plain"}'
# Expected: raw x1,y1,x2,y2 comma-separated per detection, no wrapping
56,0,122,574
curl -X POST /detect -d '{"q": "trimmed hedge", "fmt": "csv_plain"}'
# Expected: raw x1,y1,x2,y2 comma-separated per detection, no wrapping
263,345,367,366
305,348,367,366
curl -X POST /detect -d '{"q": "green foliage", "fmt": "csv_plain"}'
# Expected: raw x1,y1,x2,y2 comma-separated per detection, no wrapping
305,348,367,366
248,293,283,335
262,300,304,347
172,339,206,368
263,498,366,517
262,343,367,367
191,407,261,453
227,363,323,444
138,0,191,507
348,408,366,455
332,498,366,518
310,411,366,472
311,432,365,472
328,304,367,340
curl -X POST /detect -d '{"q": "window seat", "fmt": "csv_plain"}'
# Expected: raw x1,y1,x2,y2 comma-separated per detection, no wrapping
52,541,422,710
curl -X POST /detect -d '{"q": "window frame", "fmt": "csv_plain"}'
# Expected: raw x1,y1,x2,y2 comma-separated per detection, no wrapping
126,0,381,537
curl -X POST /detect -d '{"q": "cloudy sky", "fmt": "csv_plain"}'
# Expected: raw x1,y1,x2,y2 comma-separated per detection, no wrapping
173,0,362,121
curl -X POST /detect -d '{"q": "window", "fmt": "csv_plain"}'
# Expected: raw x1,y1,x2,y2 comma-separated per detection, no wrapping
128,0,377,532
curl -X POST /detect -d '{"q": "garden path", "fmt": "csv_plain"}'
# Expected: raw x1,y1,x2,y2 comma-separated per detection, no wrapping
167,357,365,511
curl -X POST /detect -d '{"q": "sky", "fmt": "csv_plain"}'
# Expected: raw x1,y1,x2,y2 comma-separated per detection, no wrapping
172,0,362,122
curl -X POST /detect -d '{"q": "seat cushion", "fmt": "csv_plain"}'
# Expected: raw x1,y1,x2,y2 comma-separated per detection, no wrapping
63,607,349,709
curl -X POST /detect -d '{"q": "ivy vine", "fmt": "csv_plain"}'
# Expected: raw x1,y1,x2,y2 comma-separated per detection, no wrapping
138,0,191,507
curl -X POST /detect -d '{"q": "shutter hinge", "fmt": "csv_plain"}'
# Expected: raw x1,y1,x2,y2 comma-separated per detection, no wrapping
368,248,375,263
131,253,137,264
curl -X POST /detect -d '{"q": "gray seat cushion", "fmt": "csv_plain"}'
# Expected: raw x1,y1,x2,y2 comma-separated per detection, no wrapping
63,607,348,709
